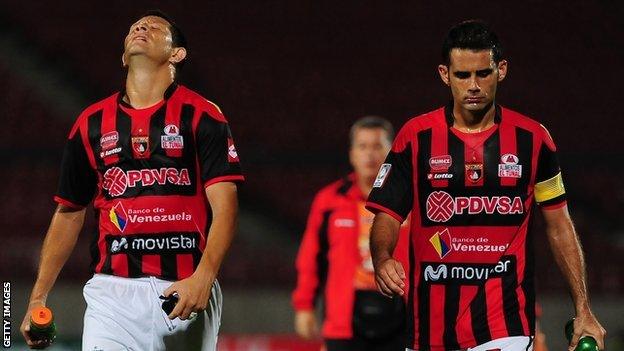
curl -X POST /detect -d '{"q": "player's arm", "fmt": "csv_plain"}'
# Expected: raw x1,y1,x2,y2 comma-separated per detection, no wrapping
534,125,605,350
542,206,606,350
292,193,327,340
164,109,243,320
20,205,86,349
21,119,95,349
370,212,405,297
366,124,413,298
164,182,238,320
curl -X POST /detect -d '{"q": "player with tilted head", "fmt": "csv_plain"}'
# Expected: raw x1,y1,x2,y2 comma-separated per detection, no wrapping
21,10,244,350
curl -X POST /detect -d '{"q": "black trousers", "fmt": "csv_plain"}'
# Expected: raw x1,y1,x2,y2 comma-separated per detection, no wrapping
325,329,405,351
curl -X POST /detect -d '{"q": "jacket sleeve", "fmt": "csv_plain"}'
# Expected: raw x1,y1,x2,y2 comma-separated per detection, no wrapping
292,191,331,311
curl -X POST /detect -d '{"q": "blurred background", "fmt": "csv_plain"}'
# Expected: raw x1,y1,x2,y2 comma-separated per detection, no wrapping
1,1,623,350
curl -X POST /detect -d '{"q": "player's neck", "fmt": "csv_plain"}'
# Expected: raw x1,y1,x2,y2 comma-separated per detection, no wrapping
125,62,175,109
452,101,496,133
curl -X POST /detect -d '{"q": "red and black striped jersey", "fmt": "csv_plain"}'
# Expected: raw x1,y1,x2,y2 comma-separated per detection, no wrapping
55,84,244,281
292,174,410,338
366,105,566,351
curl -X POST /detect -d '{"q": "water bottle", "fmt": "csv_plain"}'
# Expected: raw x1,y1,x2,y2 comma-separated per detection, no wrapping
29,306,57,342
565,318,598,351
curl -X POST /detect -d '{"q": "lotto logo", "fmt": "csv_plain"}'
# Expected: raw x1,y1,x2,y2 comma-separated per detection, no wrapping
103,167,191,197
426,191,524,222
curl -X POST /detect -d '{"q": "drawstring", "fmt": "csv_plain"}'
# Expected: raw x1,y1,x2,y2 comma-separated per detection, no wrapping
149,276,176,332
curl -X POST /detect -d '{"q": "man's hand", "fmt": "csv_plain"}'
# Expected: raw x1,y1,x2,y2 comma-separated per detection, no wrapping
20,301,52,349
374,257,405,297
568,309,607,351
294,310,319,340
21,205,84,349
163,272,214,320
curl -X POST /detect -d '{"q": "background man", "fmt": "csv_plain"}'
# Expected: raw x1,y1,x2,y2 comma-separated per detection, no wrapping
293,116,409,351
20,10,244,350
367,20,606,351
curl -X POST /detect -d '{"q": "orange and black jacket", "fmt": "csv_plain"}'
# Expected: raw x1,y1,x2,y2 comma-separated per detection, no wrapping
292,174,409,339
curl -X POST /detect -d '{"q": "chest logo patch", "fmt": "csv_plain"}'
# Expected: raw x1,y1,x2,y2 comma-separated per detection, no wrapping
429,155,452,172
103,167,191,197
162,124,184,150
426,190,524,222
465,163,483,183
132,136,149,158
498,153,522,178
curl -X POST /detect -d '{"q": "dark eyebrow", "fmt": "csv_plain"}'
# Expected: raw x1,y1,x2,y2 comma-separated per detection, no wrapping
453,71,471,78
476,68,494,75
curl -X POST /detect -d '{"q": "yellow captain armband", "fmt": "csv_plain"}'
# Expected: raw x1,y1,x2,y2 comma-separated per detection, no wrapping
534,172,566,203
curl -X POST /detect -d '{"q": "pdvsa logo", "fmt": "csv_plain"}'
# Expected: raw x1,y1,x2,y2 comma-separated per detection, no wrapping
103,167,191,197
426,191,523,222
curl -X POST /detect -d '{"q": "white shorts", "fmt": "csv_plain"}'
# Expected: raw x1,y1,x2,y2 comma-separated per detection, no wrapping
407,336,534,351
82,274,222,351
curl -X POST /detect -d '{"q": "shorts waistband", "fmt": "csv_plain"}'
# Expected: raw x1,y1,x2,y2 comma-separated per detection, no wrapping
90,273,175,285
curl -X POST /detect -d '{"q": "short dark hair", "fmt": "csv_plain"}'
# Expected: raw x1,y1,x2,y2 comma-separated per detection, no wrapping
442,20,503,65
349,116,394,146
140,10,187,70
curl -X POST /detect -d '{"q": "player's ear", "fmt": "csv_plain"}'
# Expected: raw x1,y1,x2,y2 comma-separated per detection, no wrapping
122,53,127,68
497,59,508,82
438,64,450,86
169,47,187,65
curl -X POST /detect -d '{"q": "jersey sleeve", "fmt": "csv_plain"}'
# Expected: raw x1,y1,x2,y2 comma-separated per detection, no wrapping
292,191,330,311
196,112,245,187
534,125,566,209
55,125,97,208
366,125,414,223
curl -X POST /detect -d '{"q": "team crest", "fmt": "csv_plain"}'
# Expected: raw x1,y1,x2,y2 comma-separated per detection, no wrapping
465,163,483,183
132,136,149,158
